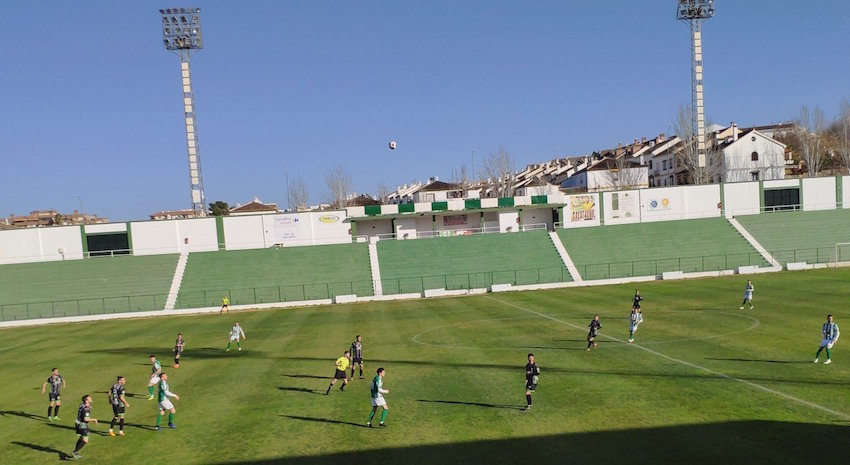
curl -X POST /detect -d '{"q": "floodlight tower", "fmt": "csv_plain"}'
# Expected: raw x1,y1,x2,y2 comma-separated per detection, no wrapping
677,0,714,168
160,7,207,217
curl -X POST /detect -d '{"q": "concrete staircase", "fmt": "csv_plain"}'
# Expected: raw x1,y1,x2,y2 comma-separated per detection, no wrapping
368,239,383,296
727,218,781,268
548,231,583,282
164,251,189,310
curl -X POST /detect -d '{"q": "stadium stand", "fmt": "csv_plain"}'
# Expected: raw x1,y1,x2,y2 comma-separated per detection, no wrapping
557,218,768,280
177,243,373,308
0,254,178,320
376,230,569,294
735,210,850,265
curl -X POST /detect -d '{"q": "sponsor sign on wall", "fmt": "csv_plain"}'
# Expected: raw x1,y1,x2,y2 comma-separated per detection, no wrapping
608,191,639,223
569,195,597,222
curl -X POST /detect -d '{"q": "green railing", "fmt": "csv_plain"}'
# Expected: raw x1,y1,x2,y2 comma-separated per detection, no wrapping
0,246,842,322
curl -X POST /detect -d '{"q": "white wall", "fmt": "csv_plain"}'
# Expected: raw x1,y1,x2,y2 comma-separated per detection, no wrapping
43,227,86,261
435,213,480,232
85,223,126,234
519,208,553,230
483,211,499,230
802,177,837,211
131,218,217,255
587,167,648,191
0,226,84,264
764,179,799,189
563,193,601,228
357,219,393,239
498,210,519,232
395,216,432,239
723,181,761,217
844,176,850,209
223,215,265,250
639,185,720,222
603,190,641,225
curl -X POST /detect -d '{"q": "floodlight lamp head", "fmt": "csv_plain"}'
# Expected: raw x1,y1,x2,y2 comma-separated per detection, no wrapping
676,0,714,20
160,6,203,51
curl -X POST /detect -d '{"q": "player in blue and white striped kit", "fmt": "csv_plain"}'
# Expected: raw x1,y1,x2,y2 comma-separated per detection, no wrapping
814,315,839,365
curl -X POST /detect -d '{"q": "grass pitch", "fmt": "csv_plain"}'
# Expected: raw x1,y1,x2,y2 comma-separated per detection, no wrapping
1,269,849,464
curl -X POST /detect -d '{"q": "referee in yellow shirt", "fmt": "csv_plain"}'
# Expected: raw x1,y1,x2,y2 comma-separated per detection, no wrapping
325,351,351,395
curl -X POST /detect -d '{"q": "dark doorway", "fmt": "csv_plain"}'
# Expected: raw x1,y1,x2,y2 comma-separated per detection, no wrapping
86,233,130,256
764,188,799,212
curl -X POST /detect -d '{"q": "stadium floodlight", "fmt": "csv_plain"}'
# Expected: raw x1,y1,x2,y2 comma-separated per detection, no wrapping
160,6,207,217
676,0,714,168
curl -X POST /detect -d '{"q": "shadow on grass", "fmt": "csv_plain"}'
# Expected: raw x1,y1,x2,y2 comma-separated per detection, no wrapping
0,410,47,421
279,415,365,428
10,441,70,460
45,423,107,436
278,387,323,395
281,374,329,380
417,399,525,411
705,357,811,364
216,420,850,464
81,347,270,359
277,357,850,386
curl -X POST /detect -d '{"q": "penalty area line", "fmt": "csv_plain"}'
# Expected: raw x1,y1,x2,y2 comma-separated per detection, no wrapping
486,295,850,422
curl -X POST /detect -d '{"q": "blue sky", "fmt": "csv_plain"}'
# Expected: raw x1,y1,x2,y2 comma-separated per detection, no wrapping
2,0,849,221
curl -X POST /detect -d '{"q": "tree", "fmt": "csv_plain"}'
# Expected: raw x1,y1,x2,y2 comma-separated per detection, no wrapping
451,163,471,189
834,99,850,175
795,105,826,177
672,105,723,184
375,180,390,203
324,164,353,209
208,201,229,216
603,154,646,190
289,177,310,211
481,146,516,197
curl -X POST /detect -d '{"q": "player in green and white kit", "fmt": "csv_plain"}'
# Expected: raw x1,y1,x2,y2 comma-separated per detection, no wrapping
155,372,179,430
226,322,246,352
628,308,643,343
366,368,389,428
146,355,162,400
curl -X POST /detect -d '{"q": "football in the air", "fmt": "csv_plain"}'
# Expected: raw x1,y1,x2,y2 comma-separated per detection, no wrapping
388,140,397,150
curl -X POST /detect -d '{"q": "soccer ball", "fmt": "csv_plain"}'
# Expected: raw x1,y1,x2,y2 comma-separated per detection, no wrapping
388,140,397,150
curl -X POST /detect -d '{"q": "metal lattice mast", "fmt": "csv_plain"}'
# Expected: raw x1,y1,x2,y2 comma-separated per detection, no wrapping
677,1,714,168
160,7,207,217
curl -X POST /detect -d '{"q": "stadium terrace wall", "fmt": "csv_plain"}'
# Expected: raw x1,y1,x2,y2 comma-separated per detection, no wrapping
1,178,848,266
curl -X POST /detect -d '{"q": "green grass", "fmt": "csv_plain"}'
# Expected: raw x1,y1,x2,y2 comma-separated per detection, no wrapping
1,269,849,464
0,255,177,319
177,244,374,308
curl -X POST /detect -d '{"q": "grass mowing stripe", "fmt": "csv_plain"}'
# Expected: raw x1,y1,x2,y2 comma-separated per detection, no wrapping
486,294,850,422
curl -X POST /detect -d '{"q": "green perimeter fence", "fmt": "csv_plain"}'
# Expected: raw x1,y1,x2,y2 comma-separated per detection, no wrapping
0,247,840,322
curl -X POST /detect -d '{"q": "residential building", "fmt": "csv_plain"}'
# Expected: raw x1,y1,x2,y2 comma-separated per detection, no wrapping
150,209,198,220
229,197,279,216
6,210,108,227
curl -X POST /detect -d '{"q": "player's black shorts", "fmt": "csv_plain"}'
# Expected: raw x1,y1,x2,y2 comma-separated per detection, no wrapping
49,393,61,402
526,381,537,392
75,423,89,437
334,369,348,379
587,333,596,341
112,404,125,416
352,357,363,364
174,348,183,355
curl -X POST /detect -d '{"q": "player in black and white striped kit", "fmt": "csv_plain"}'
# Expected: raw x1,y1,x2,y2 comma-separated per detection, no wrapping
350,335,364,379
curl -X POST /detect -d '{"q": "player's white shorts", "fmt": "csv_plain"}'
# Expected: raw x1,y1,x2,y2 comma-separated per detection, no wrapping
630,324,639,332
149,375,160,385
371,396,386,407
820,338,836,349
230,335,240,342
159,399,174,411
744,293,753,299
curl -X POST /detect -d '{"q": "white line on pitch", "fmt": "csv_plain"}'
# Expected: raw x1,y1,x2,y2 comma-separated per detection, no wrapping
487,295,850,422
